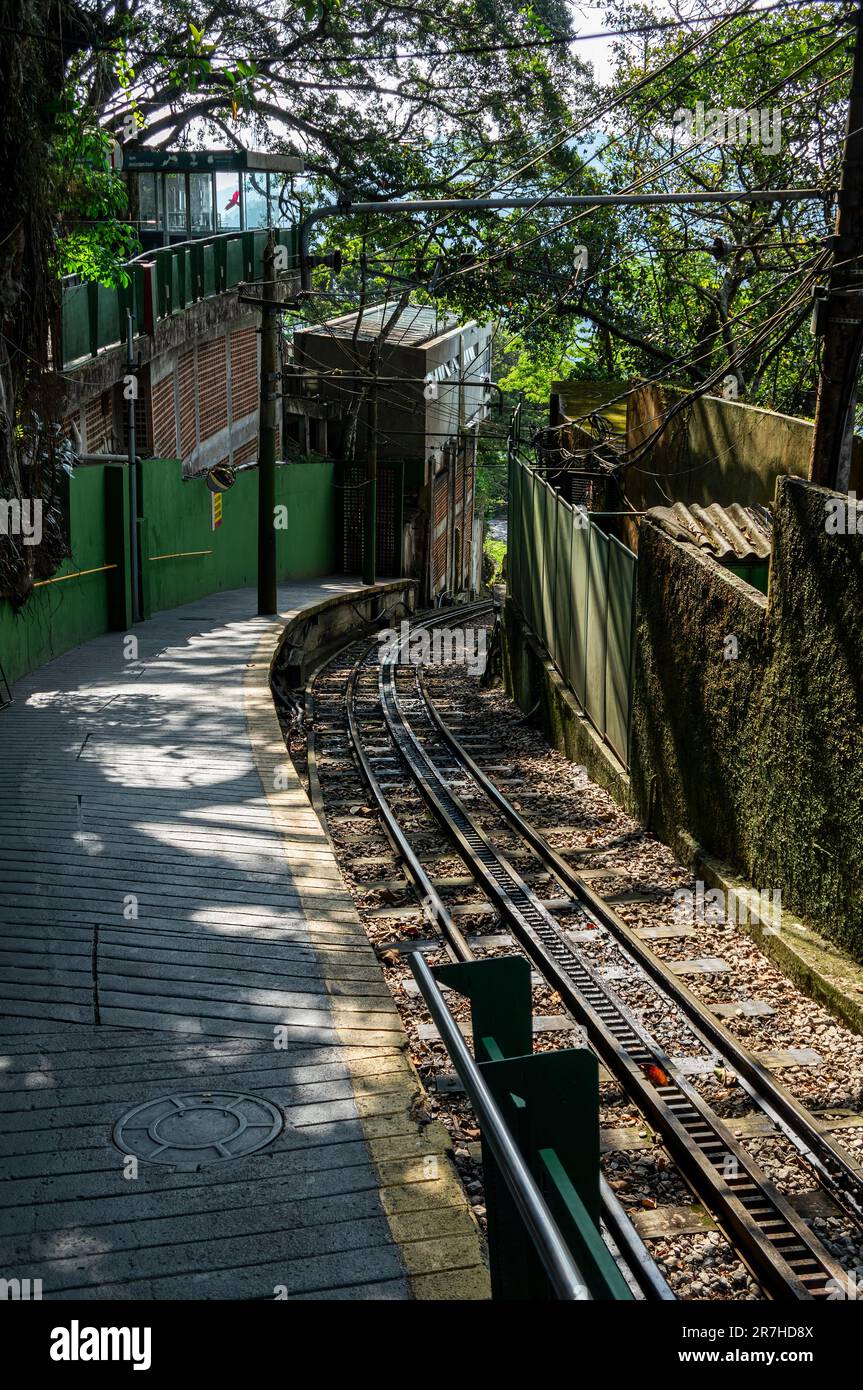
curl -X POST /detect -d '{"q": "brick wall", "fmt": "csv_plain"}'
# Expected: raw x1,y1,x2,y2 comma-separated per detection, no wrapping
70,315,259,474
177,350,197,459
230,327,257,420
463,458,474,588
433,472,448,587
234,437,258,467
84,392,114,452
118,370,152,455
197,337,228,442
151,375,178,458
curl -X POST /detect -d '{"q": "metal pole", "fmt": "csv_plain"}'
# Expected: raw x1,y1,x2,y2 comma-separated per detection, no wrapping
299,191,830,291
363,342,378,585
125,311,141,623
409,950,592,1301
599,1175,675,1301
809,2,863,490
257,230,279,615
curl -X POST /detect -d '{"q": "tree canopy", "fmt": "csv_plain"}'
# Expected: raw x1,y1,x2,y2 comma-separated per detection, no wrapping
0,0,858,598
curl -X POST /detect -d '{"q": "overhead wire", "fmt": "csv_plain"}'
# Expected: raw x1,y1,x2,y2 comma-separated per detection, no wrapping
364,0,770,272
7,1,845,63
434,30,853,292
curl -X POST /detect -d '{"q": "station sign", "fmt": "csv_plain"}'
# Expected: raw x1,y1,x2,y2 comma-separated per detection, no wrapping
112,145,304,175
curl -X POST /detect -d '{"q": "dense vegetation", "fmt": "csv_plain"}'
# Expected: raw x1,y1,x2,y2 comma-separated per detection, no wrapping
1,0,854,593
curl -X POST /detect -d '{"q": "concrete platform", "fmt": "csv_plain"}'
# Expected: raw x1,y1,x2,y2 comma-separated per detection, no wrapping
0,580,488,1300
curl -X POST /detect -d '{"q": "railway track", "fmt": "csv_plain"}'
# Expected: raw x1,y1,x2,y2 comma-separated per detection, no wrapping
296,602,863,1301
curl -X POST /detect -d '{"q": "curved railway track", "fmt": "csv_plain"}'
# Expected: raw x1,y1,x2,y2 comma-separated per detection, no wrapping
299,602,863,1301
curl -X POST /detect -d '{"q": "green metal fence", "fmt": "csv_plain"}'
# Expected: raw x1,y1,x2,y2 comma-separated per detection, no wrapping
59,226,298,370
508,451,637,767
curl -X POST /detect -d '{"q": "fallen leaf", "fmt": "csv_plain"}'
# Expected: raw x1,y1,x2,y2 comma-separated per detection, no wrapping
643,1063,670,1087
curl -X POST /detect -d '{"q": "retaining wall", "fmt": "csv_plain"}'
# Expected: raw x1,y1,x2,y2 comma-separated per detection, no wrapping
504,474,863,961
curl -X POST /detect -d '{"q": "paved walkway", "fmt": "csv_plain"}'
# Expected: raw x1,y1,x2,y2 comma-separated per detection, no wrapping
0,580,488,1299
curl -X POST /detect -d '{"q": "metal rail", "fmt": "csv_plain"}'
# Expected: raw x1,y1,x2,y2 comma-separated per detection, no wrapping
327,607,672,1301
353,610,851,1299
417,668,863,1230
409,951,593,1301
343,604,491,965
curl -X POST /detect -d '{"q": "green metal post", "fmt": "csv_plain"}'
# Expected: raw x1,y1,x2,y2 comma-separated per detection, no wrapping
437,956,543,1298
257,230,279,615
363,342,378,585
433,955,632,1300
125,311,141,624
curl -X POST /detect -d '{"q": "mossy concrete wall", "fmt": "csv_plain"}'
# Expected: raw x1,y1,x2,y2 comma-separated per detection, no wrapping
504,473,863,962
746,477,863,949
631,474,863,959
629,522,770,870
623,385,863,552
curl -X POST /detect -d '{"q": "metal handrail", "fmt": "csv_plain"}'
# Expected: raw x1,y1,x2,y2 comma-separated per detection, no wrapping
409,950,592,1301
59,225,298,289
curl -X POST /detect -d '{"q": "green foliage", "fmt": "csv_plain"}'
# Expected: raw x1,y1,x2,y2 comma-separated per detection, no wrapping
484,534,507,579
50,83,141,286
496,333,575,406
562,1,849,416
43,0,858,417
475,458,508,516
57,224,141,285
81,0,593,209
304,2,846,424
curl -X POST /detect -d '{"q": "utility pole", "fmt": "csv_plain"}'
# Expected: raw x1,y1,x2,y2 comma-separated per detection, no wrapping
809,1,863,491
125,310,140,623
363,342,378,585
257,230,279,615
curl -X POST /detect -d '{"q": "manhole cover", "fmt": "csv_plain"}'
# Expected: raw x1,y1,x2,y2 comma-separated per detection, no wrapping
113,1092,283,1170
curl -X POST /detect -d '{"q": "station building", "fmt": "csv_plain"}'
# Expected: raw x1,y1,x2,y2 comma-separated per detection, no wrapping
290,302,492,601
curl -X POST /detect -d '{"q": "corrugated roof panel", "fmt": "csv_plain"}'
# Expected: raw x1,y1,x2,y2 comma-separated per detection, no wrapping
316,302,456,346
648,502,773,563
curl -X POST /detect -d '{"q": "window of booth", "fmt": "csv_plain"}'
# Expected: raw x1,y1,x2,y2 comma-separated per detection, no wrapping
165,173,188,235
189,173,214,235
138,174,158,233
268,175,290,224
244,173,269,228
216,172,241,229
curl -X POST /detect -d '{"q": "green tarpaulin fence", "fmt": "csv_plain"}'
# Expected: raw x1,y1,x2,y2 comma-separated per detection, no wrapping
508,452,636,767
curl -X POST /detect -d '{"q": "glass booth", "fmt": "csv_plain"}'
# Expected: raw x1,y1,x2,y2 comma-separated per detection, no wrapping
132,158,298,248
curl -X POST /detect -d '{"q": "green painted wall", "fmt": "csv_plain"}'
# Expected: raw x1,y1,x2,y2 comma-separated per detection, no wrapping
0,464,131,688
280,459,337,579
1,458,336,688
